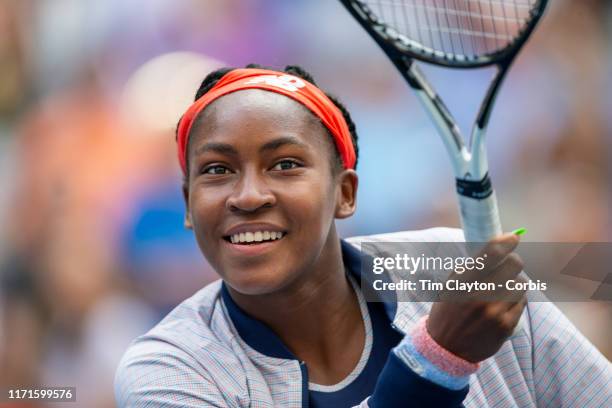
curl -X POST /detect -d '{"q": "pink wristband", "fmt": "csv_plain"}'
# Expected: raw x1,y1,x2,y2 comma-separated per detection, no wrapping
412,316,480,377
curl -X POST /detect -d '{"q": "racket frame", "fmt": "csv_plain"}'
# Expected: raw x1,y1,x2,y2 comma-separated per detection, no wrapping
339,0,549,242
341,0,549,68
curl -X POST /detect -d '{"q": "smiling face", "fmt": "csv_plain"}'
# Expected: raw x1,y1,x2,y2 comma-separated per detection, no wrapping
184,89,357,295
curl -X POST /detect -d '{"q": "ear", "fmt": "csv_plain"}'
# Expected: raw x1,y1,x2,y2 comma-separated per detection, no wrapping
335,169,358,219
182,183,193,229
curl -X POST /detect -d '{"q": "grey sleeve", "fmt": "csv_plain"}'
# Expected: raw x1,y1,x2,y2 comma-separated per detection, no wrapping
529,302,612,407
114,339,241,408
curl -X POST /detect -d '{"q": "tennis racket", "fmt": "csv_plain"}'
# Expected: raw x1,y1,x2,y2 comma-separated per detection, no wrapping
339,0,548,242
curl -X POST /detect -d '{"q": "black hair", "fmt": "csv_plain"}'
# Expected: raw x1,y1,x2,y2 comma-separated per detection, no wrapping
179,64,359,182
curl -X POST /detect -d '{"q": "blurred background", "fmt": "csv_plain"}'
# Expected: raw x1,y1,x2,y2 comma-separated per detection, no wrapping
0,0,610,406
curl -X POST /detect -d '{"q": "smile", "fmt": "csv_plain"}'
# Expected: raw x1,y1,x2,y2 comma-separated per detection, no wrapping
228,231,285,245
222,231,286,256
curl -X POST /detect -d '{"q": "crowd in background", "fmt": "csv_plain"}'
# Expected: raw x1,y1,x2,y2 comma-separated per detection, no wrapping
0,1,610,407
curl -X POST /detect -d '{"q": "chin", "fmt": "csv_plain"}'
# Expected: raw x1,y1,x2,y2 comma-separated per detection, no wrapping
223,265,297,296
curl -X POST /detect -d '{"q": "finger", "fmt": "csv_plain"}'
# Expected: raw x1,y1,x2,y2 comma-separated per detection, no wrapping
510,295,528,312
457,234,519,282
478,233,520,273
461,252,524,302
500,297,527,335
488,253,525,287
494,272,528,303
505,294,528,315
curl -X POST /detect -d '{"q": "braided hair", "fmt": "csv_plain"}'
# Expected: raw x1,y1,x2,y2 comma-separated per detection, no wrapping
179,64,359,182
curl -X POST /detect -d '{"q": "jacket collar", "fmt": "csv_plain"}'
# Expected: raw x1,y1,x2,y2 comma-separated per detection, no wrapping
221,239,398,359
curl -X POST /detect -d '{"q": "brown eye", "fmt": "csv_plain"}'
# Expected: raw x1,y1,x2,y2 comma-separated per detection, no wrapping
203,165,230,175
271,160,300,171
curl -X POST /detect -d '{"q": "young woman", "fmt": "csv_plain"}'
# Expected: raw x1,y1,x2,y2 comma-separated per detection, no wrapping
115,65,611,407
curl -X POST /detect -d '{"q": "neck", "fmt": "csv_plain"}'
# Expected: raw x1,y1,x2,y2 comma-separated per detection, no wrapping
227,229,364,377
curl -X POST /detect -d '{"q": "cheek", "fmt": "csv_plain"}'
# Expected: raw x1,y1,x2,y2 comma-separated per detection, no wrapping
281,177,337,232
188,188,227,240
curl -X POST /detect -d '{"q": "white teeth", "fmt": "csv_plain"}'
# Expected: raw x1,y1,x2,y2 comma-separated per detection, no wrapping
229,231,285,244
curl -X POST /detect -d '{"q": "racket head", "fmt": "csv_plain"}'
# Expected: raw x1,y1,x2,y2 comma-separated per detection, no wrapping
340,0,549,68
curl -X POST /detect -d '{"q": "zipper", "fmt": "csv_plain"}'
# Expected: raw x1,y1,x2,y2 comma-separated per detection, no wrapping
299,361,309,408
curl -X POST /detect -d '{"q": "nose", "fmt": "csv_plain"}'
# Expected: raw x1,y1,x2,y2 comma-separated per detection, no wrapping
226,168,276,213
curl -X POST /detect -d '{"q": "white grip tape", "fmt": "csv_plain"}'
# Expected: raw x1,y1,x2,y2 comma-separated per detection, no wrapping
457,192,527,335
458,193,502,243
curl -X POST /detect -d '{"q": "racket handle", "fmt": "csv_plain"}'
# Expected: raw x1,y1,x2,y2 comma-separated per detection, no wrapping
458,191,528,335
457,192,503,243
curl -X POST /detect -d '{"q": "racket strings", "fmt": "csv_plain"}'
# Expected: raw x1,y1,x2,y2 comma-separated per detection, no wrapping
364,0,538,59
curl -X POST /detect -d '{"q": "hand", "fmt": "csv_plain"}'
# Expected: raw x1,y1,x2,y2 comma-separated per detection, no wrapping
427,233,527,363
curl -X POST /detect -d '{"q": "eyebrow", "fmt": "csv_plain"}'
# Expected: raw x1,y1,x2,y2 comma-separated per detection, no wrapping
195,142,238,157
194,136,308,157
258,136,308,153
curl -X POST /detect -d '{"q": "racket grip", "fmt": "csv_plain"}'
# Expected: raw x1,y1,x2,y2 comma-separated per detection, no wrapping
458,191,528,335
457,192,503,243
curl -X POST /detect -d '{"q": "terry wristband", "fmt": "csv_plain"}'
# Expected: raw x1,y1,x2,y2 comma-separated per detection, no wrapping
393,316,480,390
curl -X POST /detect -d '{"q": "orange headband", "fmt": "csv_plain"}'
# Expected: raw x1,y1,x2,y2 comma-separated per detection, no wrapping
176,68,356,174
